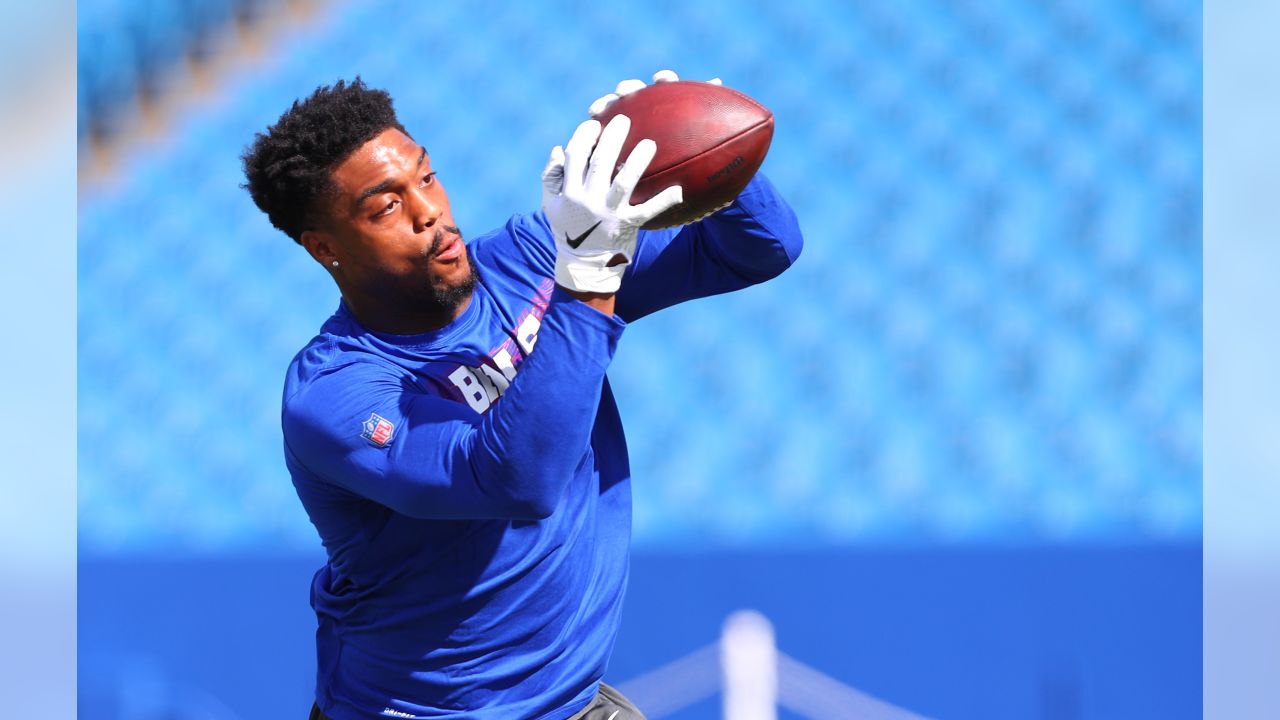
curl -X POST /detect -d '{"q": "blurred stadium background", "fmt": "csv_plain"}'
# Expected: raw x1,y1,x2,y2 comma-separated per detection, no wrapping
77,0,1201,718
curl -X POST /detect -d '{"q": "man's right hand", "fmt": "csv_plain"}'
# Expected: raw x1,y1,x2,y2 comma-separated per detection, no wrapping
541,115,683,295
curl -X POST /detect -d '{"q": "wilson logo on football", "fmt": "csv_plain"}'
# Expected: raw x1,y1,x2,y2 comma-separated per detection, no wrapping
361,413,396,447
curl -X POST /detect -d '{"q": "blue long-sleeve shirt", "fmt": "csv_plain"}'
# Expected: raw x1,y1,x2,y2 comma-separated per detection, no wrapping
283,173,803,720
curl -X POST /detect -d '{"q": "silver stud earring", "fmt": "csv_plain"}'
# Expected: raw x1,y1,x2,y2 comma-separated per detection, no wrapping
331,261,339,268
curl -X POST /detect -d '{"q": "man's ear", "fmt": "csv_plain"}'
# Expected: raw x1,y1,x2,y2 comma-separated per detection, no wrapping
301,229,339,270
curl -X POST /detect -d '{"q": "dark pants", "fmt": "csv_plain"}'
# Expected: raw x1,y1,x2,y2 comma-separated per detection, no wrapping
309,682,645,720
565,682,646,720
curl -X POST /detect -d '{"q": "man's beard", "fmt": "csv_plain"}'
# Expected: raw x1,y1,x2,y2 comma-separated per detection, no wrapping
429,257,477,309
424,224,477,311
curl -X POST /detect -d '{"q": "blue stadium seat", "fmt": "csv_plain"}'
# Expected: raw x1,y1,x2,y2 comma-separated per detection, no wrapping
78,0,1202,553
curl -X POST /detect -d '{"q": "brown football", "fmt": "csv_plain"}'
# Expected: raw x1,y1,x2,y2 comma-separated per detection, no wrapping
594,81,774,229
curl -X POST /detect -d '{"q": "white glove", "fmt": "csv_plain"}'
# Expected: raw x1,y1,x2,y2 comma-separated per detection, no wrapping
542,114,683,293
588,69,722,116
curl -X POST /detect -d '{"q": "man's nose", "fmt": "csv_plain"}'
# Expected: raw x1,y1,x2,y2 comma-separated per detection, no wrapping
409,187,441,233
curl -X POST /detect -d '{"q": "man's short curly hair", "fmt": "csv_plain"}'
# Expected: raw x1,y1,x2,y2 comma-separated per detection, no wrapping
242,78,407,243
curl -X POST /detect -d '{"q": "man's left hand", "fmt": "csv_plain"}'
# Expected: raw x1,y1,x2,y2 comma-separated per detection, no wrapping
541,115,683,294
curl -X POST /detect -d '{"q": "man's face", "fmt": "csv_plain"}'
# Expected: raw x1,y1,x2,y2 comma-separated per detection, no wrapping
313,127,472,312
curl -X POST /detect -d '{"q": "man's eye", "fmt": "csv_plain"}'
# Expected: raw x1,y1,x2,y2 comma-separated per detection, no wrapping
375,199,400,218
421,172,437,187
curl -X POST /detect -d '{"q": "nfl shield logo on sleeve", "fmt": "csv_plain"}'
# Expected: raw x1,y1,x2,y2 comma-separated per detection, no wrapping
361,413,396,447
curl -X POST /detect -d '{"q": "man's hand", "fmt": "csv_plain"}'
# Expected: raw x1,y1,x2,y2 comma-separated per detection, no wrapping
588,69,722,117
542,114,683,294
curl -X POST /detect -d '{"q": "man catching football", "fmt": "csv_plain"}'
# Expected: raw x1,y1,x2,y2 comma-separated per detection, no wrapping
242,71,802,719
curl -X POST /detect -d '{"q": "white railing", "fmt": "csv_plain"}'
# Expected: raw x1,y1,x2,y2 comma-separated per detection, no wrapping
616,610,929,720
